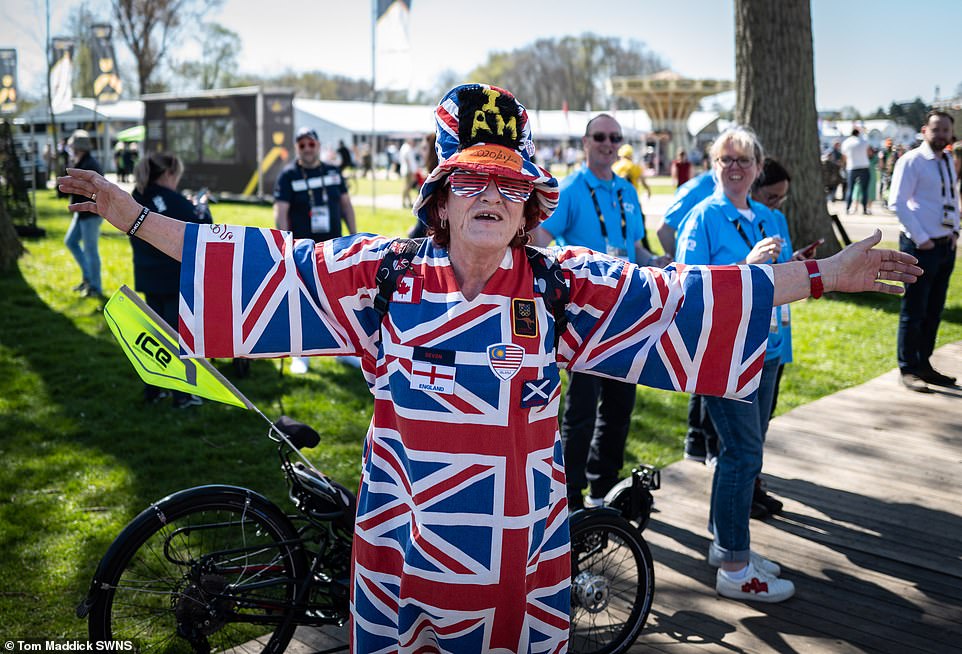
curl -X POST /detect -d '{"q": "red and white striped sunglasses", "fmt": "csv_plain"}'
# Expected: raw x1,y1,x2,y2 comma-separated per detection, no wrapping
447,169,534,203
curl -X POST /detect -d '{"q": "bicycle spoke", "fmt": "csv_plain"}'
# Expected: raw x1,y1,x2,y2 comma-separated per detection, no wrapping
569,516,652,654
92,499,306,653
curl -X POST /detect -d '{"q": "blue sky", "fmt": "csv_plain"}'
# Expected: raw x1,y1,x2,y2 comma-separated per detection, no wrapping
4,0,960,114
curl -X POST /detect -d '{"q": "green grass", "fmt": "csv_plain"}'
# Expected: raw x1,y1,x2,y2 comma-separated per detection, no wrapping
3,189,962,636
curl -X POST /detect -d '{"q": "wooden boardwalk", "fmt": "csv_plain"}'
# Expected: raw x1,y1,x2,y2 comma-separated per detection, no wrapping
292,343,962,653
634,341,962,653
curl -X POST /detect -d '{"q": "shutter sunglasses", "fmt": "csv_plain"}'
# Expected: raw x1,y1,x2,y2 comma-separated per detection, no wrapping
447,170,534,203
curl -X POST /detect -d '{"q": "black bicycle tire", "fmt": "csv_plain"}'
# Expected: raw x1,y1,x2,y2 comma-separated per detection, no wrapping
87,486,308,653
568,511,655,654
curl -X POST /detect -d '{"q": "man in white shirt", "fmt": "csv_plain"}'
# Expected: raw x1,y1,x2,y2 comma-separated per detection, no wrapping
399,138,419,208
841,128,872,215
889,111,960,392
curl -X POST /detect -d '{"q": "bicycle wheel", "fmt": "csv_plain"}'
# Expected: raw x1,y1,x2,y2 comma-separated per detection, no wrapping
568,511,655,654
87,485,308,653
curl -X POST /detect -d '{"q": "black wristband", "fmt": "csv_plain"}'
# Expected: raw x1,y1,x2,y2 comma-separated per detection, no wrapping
127,206,150,236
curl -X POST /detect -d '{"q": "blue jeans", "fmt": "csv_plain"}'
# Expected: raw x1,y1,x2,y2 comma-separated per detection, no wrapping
845,168,870,212
64,214,103,293
898,235,955,373
704,357,781,563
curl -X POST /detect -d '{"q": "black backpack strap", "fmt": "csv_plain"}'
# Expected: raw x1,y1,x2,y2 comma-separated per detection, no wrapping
525,245,570,350
374,237,424,318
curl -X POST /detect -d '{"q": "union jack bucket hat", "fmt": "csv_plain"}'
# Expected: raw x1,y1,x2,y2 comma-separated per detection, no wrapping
413,83,559,225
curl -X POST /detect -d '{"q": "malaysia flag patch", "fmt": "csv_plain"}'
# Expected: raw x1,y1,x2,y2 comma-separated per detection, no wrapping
487,343,524,381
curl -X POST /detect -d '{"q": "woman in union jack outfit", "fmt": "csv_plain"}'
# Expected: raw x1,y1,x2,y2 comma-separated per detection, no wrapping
60,84,919,653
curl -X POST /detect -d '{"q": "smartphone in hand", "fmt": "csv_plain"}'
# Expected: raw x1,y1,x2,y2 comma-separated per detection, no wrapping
793,238,825,260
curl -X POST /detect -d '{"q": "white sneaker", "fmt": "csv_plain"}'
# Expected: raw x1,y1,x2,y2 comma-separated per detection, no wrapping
708,550,781,577
583,496,605,509
716,563,794,603
289,357,309,374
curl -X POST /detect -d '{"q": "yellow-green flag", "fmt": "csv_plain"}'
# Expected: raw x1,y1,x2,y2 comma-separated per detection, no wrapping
104,285,254,410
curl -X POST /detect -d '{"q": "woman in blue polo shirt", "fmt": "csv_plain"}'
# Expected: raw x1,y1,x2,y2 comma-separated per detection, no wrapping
676,127,795,604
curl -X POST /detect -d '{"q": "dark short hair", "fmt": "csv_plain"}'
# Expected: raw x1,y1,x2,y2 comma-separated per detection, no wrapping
584,113,619,137
753,157,791,191
926,110,955,125
851,128,860,136
423,182,541,249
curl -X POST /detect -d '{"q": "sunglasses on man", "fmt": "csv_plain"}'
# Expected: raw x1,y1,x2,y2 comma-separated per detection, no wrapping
448,169,534,203
589,132,623,144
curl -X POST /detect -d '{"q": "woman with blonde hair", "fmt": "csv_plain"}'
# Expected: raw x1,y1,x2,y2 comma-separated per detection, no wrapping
677,125,801,602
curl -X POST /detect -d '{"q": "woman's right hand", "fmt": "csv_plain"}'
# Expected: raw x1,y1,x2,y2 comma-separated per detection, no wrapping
61,168,190,262
745,236,783,264
58,168,143,233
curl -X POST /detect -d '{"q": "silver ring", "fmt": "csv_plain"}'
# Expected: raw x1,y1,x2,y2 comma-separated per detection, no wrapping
90,192,97,202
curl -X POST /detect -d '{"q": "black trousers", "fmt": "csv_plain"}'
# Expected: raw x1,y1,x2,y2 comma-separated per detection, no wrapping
562,372,636,499
686,394,718,444
898,235,955,373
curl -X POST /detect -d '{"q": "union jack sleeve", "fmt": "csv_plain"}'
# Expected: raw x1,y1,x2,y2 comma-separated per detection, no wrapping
178,223,390,360
556,247,774,400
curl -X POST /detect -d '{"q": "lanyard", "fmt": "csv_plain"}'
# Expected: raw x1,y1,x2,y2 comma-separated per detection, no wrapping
733,216,767,250
299,164,327,206
935,154,956,203
586,180,626,243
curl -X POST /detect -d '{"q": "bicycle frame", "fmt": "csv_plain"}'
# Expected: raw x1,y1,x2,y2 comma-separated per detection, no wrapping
77,421,356,635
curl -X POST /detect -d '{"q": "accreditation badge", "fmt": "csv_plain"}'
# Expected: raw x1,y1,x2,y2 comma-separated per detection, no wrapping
310,205,330,232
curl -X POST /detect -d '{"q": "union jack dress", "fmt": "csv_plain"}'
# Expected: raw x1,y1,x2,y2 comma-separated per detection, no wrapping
178,224,774,653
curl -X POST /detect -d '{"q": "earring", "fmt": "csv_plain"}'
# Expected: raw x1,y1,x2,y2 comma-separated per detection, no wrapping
517,227,525,238
440,217,447,229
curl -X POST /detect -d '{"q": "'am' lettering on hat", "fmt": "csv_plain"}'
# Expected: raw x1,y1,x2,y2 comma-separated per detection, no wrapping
471,88,518,141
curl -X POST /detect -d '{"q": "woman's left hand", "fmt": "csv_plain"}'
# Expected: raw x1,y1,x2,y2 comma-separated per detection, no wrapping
58,168,142,233
824,229,922,295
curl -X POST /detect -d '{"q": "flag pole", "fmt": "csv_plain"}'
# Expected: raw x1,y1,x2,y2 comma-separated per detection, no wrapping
371,0,377,215
45,0,59,196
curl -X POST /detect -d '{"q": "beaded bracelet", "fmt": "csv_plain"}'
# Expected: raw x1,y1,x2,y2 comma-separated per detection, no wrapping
127,206,150,236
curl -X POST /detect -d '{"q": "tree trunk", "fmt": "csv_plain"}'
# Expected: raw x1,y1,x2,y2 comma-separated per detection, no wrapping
0,198,25,272
735,0,839,254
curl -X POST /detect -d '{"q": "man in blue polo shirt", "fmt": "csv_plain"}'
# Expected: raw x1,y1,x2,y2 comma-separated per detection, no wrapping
532,113,669,510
